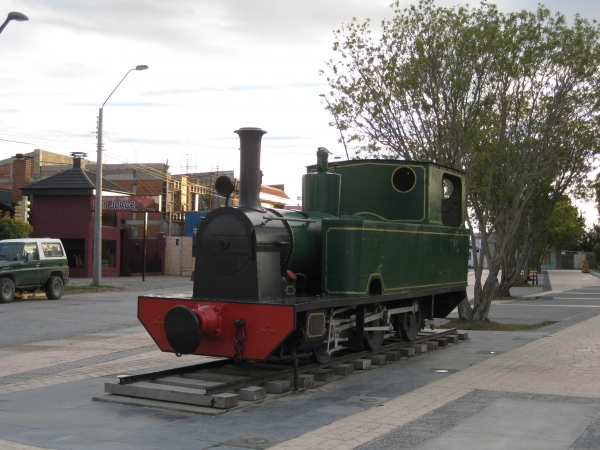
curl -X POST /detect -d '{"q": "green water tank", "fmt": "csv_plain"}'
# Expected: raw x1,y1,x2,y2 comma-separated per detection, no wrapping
303,148,341,217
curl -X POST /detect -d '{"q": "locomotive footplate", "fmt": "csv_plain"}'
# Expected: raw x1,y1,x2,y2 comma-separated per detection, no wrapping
291,284,467,313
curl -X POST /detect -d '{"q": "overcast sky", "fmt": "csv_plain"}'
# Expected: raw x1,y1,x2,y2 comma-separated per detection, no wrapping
1,0,599,222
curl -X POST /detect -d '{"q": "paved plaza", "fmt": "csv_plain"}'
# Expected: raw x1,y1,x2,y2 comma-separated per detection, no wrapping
0,271,599,449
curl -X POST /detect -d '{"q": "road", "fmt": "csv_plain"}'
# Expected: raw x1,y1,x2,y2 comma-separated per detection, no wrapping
0,276,193,348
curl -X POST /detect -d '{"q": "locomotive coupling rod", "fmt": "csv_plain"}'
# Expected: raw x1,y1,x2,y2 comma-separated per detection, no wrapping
262,216,315,224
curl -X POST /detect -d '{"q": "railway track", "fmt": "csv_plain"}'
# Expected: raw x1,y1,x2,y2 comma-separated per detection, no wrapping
95,328,467,414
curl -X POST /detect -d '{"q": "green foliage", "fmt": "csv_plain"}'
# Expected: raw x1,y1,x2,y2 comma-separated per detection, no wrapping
0,213,33,240
579,224,600,252
322,0,600,320
542,197,585,251
594,244,600,263
594,175,600,220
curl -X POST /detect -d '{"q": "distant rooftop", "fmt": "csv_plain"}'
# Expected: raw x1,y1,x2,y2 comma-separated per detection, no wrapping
21,168,131,196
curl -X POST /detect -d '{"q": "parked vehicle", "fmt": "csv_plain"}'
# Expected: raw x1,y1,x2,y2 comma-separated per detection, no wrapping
0,238,70,303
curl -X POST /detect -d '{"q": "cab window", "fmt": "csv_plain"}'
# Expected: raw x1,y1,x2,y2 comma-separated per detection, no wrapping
41,242,64,258
24,242,40,260
441,174,463,227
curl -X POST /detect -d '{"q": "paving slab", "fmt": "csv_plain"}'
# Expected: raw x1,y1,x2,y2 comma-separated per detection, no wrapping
357,391,600,450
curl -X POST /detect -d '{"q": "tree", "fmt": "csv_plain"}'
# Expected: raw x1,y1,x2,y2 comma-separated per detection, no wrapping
0,212,33,240
322,0,600,320
542,198,585,251
579,225,600,252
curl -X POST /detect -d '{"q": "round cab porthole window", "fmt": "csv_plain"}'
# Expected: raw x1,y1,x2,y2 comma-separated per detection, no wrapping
392,167,416,192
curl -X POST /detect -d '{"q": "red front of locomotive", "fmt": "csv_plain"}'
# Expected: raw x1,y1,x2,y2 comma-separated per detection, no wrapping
138,296,295,361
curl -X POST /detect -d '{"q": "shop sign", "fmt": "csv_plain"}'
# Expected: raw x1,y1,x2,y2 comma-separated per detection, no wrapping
92,196,161,211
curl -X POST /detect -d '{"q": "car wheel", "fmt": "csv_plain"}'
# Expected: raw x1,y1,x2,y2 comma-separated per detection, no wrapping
0,278,15,303
45,276,63,300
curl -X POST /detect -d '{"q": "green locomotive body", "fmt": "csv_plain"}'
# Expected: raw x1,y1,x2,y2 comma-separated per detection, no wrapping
284,154,469,300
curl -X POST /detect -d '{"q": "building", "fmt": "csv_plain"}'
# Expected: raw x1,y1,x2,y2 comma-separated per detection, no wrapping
2,149,292,277
21,157,132,278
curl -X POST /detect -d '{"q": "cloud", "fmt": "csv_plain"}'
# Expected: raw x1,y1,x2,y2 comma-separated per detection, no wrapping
264,135,302,141
21,0,394,53
227,85,270,91
70,101,169,107
292,82,323,88
142,88,201,96
111,136,197,145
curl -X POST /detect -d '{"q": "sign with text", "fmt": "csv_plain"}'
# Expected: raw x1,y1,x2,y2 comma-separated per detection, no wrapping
92,196,161,212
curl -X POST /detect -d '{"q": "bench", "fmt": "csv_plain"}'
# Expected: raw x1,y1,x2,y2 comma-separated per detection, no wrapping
520,269,539,285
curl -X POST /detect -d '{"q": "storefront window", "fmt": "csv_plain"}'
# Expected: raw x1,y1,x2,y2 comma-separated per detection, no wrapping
102,211,117,227
102,240,117,268
92,211,117,227
62,239,86,268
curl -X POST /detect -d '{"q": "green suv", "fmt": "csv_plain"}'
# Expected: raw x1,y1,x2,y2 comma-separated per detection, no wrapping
0,238,70,303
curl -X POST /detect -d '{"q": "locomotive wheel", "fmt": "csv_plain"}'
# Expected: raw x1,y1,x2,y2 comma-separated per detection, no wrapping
400,310,421,341
364,319,385,350
311,344,332,364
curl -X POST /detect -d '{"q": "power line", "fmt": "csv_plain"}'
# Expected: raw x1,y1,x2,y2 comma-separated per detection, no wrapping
0,137,83,152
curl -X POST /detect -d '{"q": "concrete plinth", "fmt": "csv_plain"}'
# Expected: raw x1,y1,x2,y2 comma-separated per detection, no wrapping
434,338,449,347
331,364,354,376
310,369,334,382
426,341,439,350
446,335,459,343
399,348,415,357
155,376,223,390
369,355,387,366
238,386,266,401
456,331,469,340
285,374,315,389
105,381,216,407
350,359,372,370
265,380,291,394
408,344,428,354
383,351,402,361
212,393,239,409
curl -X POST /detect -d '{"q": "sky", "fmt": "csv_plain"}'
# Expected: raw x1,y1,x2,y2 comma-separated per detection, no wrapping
1,0,599,224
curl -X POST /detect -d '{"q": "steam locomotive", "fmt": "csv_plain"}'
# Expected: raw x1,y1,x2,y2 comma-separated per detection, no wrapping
138,127,469,363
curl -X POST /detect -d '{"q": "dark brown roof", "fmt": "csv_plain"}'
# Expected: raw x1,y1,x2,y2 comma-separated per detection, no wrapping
21,168,131,196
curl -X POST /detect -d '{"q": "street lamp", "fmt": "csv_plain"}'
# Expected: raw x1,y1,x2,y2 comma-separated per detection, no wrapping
93,65,148,286
319,94,349,160
0,12,29,35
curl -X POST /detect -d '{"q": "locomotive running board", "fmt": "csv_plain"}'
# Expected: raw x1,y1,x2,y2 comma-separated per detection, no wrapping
292,284,467,311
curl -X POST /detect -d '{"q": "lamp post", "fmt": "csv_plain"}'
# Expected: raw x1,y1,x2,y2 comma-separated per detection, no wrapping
0,12,29,34
93,65,148,286
319,94,349,160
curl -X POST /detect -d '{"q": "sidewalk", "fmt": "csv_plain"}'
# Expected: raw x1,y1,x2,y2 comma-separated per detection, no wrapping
68,275,193,292
0,270,599,449
271,270,600,449
467,269,600,300
272,306,600,449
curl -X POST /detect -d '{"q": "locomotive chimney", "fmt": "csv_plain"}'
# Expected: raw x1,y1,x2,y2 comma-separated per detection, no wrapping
235,127,267,209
